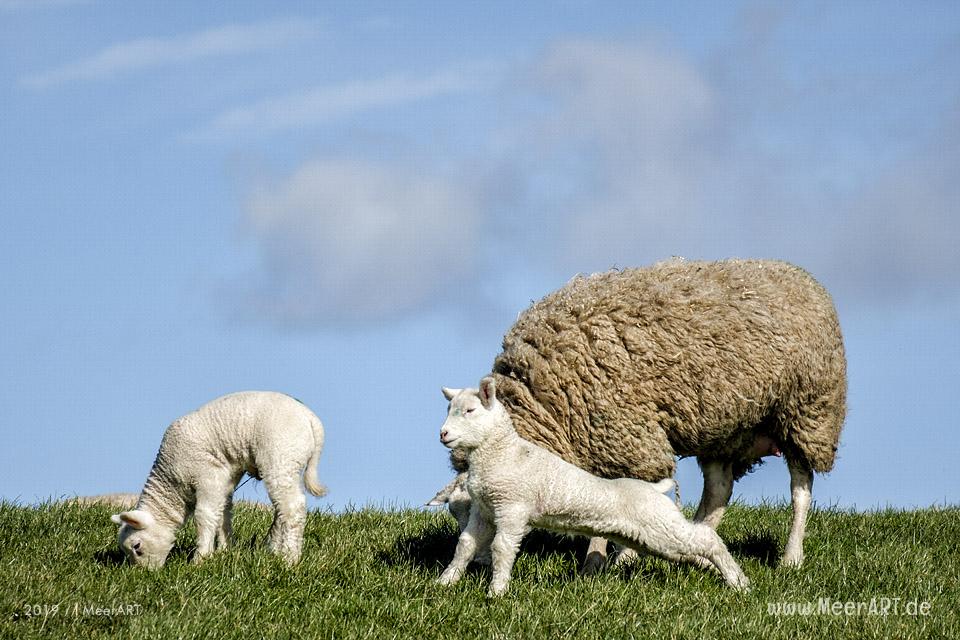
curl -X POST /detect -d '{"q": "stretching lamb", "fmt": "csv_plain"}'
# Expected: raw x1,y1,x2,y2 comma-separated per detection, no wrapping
435,259,846,569
437,378,750,596
111,391,326,568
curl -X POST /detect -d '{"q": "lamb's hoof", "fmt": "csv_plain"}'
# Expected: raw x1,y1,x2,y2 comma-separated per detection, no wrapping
486,584,508,598
437,571,458,586
730,575,751,592
612,547,638,567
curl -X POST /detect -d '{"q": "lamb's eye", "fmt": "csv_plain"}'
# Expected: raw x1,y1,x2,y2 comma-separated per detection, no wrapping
464,408,475,415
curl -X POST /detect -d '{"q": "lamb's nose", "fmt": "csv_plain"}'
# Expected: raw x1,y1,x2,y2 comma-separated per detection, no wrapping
440,429,448,441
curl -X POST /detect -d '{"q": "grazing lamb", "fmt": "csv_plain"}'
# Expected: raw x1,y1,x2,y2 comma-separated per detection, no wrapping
111,391,326,568
436,378,750,597
435,259,846,569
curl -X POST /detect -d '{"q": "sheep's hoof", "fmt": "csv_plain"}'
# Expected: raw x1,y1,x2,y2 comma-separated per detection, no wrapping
780,550,804,568
580,551,607,576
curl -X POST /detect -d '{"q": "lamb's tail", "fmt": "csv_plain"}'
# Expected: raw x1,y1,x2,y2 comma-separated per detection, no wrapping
651,478,674,494
303,413,327,498
650,477,682,507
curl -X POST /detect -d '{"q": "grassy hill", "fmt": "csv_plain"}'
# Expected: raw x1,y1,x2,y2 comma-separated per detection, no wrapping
2,501,957,639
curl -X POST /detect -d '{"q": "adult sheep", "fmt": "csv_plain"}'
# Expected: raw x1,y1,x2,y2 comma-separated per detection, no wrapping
440,258,846,568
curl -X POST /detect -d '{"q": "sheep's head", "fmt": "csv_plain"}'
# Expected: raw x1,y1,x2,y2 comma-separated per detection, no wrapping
439,376,503,451
111,509,175,568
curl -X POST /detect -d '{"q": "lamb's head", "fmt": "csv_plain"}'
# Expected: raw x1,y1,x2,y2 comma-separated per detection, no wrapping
439,376,507,451
111,509,175,568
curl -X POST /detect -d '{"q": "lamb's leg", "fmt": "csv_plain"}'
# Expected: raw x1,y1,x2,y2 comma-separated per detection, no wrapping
695,528,751,590
693,459,733,529
487,516,529,597
782,459,813,568
580,537,609,575
192,473,233,563
438,507,493,586
611,544,638,567
217,493,233,550
264,474,308,565
645,523,749,591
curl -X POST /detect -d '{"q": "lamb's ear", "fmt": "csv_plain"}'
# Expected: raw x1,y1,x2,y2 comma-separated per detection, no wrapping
478,376,497,409
441,387,460,401
112,510,154,530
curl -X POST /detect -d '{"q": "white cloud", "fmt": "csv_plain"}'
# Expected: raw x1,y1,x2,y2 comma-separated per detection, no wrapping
499,40,721,267
22,17,317,88
229,33,960,328
489,37,960,300
238,159,479,326
831,109,960,298
192,69,474,140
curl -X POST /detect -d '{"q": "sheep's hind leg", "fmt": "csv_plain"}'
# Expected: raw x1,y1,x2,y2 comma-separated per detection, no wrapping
693,459,733,529
264,473,308,565
782,459,812,568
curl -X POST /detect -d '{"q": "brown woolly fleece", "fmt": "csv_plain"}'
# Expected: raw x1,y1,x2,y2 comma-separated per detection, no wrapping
484,259,846,482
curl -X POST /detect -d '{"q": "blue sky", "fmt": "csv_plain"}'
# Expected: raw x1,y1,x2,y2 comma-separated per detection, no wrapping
2,1,958,512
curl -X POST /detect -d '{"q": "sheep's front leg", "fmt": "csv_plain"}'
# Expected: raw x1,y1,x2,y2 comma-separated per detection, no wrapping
782,459,813,568
487,515,529,597
580,537,609,575
694,459,733,528
438,507,492,586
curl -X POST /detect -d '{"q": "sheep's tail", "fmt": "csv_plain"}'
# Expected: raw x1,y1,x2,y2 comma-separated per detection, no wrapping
303,413,327,498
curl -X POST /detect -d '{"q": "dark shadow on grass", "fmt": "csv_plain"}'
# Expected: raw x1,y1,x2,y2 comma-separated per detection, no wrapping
93,543,195,567
377,521,458,572
616,557,678,585
377,521,587,580
726,531,781,567
93,546,126,567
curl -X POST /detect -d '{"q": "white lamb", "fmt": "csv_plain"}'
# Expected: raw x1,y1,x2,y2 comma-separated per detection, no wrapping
111,391,326,568
436,378,750,597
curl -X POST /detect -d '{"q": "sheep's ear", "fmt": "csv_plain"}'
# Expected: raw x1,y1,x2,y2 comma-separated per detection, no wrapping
441,387,460,401
478,377,497,409
113,510,154,530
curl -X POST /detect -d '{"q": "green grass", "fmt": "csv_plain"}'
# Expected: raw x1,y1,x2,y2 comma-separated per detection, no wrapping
2,501,957,639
